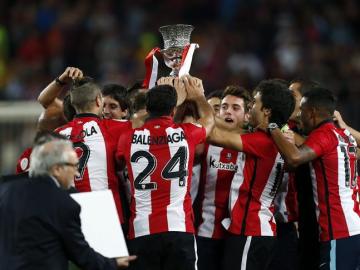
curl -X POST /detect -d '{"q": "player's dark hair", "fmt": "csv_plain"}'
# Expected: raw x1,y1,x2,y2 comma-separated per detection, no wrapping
102,84,129,111
290,78,320,95
133,92,147,113
146,85,177,117
255,79,295,127
222,85,252,113
173,100,200,123
302,87,336,116
206,89,223,100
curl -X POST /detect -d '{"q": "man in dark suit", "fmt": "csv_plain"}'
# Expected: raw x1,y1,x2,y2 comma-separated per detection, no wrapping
0,136,135,270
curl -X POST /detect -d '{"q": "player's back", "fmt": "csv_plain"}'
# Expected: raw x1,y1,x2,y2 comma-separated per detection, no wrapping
117,116,206,238
56,113,131,222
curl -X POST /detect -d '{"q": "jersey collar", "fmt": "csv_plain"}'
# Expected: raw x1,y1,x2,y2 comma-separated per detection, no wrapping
145,116,173,125
74,113,100,119
314,118,333,130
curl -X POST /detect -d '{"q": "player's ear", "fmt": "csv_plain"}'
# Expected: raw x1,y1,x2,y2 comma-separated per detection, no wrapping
95,94,102,107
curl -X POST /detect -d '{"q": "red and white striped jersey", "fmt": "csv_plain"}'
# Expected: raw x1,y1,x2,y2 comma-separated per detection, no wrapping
116,116,206,239
56,113,132,223
273,171,299,223
304,121,360,242
224,131,284,237
196,144,244,239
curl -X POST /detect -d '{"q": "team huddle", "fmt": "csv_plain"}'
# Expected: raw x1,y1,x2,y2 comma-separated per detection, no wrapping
10,66,360,269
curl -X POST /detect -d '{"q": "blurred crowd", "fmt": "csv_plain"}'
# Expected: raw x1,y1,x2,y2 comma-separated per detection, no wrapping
0,0,359,127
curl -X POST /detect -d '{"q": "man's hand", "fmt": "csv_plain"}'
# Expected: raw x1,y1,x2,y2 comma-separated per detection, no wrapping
333,110,347,129
116,255,137,269
182,75,205,100
283,130,295,144
157,77,187,106
58,67,83,84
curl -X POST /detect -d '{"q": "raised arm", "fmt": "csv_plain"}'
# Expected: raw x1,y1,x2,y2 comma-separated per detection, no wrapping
37,67,83,108
334,110,360,146
182,75,214,137
207,126,244,152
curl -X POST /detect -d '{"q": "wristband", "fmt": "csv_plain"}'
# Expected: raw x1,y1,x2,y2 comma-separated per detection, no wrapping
55,77,66,86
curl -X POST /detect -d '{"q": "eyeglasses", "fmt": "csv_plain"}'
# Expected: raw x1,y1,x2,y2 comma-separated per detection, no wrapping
59,162,79,170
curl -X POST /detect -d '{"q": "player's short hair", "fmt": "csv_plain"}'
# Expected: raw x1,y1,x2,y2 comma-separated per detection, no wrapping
222,85,252,113
146,85,177,117
302,87,336,116
70,77,101,112
290,78,320,95
206,89,223,100
173,100,200,123
133,92,147,113
102,84,129,111
255,79,295,127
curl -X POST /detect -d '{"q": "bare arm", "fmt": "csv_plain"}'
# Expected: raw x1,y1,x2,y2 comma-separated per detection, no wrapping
37,67,83,108
270,128,317,168
183,75,214,137
207,125,243,152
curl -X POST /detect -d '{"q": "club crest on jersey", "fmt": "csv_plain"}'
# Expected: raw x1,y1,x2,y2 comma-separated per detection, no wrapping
209,156,238,171
132,131,185,145
226,153,232,160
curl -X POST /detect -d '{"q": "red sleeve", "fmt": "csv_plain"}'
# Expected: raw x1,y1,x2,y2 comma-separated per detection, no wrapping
304,129,337,157
241,131,274,158
16,148,32,174
181,123,206,145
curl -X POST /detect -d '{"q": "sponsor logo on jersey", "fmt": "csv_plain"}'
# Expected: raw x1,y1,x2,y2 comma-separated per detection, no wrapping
209,156,238,171
132,131,186,145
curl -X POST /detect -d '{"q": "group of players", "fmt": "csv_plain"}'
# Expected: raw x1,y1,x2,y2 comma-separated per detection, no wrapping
15,66,360,270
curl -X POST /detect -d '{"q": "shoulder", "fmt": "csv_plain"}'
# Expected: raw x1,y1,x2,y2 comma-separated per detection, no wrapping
55,121,74,133
242,130,272,144
103,119,131,128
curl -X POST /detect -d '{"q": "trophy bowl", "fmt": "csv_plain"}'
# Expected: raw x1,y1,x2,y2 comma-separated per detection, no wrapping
159,24,194,76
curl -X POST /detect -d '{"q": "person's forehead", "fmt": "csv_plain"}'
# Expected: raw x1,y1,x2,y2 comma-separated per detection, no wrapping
103,96,120,105
221,95,245,106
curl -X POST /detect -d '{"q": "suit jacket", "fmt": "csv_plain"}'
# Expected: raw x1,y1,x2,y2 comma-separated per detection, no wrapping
0,175,118,270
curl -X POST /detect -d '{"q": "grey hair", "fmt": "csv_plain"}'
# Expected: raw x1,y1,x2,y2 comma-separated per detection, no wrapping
29,139,73,177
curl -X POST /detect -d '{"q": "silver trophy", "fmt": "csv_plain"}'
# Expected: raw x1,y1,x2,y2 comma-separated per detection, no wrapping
159,24,194,76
